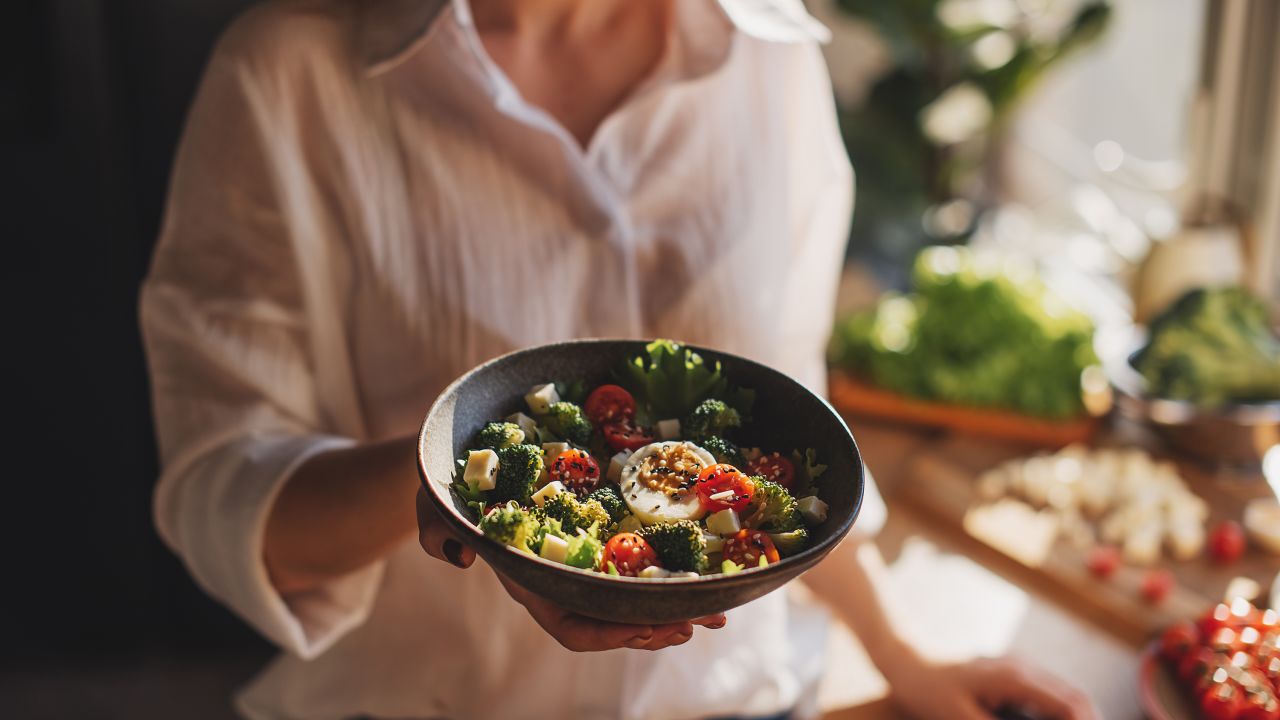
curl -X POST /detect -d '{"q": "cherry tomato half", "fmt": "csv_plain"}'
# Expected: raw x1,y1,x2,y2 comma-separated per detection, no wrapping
601,533,660,576
695,464,755,513
602,419,655,452
549,449,601,496
745,452,796,491
584,384,637,425
723,529,780,567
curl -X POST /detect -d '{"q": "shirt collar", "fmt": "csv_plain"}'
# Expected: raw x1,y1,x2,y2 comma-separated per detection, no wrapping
356,0,831,77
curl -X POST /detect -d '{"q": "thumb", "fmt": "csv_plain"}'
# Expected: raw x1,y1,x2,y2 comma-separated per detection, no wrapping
416,486,476,569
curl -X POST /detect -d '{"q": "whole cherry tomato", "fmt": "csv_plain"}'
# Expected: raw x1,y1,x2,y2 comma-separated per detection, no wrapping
1209,521,1247,564
583,385,636,424
1086,545,1121,579
1141,568,1175,604
745,452,796,491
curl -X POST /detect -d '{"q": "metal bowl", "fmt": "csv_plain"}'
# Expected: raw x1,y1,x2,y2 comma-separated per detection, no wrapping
1099,324,1280,468
417,339,865,624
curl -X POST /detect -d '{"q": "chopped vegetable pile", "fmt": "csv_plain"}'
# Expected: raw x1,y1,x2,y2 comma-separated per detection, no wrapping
829,246,1098,419
451,340,830,578
1133,286,1280,407
1158,598,1280,718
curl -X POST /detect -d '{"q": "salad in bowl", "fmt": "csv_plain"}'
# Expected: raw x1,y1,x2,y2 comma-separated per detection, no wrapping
418,339,863,623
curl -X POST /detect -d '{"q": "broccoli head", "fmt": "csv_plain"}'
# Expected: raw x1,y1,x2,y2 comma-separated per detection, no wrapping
585,484,627,523
698,435,745,467
742,476,803,533
490,444,545,505
543,401,594,445
478,502,540,553
637,520,708,573
683,399,742,440
542,492,612,536
474,421,525,450
768,527,809,557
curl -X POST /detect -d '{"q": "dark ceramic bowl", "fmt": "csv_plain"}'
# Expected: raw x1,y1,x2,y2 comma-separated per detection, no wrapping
417,339,864,624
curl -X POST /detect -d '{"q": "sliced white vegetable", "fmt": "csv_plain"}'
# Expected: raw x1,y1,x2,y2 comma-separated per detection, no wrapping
539,534,569,563
525,383,560,415
532,480,566,508
607,451,629,482
797,495,828,525
656,418,681,440
506,412,539,441
706,508,741,536
541,442,570,459
463,449,499,492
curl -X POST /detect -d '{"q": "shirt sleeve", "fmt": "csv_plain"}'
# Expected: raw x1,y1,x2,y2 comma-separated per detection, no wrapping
139,26,383,660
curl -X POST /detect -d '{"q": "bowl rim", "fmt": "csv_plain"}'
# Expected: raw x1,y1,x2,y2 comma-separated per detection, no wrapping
416,337,864,587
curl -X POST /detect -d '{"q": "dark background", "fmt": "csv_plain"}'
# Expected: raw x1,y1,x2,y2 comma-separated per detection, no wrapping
4,2,268,716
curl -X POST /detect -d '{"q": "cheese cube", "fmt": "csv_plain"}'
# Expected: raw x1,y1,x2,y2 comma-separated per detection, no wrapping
656,418,681,440
1166,519,1204,560
797,495,828,525
703,533,725,554
542,442,570,460
638,565,671,579
706,508,741,536
607,451,629,482
532,480,566,508
506,412,539,441
463,449,499,492
524,383,560,415
539,534,569,563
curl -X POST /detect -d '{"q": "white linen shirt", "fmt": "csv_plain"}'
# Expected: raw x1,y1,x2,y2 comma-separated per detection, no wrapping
140,0,887,718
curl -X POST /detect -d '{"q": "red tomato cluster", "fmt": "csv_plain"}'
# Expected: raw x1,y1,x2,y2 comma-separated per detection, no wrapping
586,385,656,453
1160,600,1280,719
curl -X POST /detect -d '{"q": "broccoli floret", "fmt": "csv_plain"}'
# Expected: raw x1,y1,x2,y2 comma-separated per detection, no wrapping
768,527,809,557
586,485,627,523
683,399,742,440
543,402,594,445
474,421,525,450
479,502,540,553
542,492,612,536
1134,287,1280,406
742,477,803,533
637,520,708,573
490,444,545,505
699,435,745,467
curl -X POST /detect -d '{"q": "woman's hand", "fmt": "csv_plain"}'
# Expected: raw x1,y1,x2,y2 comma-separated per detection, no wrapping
496,573,726,652
415,487,727,651
884,654,1098,720
416,486,477,569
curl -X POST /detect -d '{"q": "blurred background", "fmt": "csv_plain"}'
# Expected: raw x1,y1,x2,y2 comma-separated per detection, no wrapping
5,0,1278,718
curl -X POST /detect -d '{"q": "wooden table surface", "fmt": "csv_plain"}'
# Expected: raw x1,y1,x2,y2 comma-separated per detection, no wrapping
818,416,1278,719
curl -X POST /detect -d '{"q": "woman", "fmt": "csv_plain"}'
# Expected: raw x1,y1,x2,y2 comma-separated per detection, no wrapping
141,0,1097,718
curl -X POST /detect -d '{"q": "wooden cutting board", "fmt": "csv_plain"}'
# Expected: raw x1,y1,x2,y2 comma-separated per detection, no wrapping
889,432,1280,648
829,372,1102,449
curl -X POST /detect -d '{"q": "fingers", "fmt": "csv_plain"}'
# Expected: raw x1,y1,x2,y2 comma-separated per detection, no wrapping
691,614,727,629
495,573,723,652
415,486,475,569
976,659,1098,720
